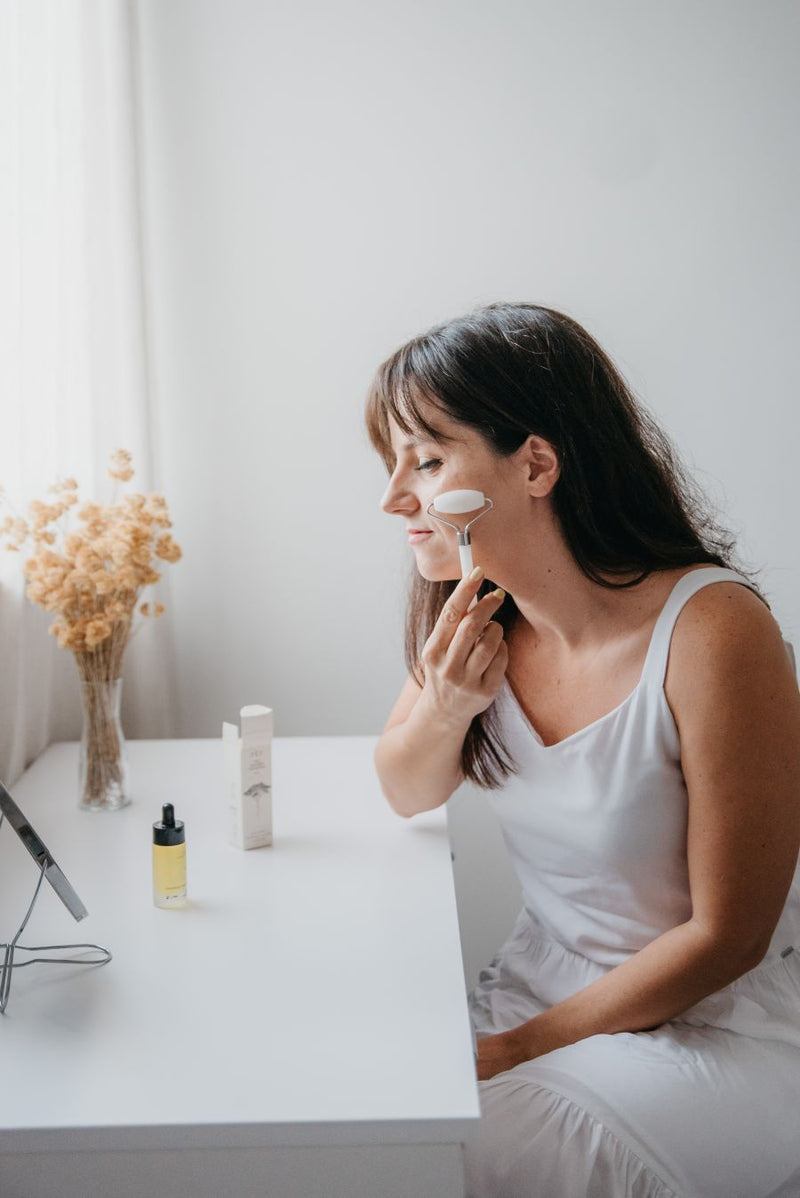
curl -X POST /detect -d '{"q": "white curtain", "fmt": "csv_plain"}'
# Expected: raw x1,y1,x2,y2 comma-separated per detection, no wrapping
0,0,177,787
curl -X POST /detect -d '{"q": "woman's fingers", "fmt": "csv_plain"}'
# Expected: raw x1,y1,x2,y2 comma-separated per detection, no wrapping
428,567,487,653
481,636,508,691
418,570,507,718
423,587,505,685
467,617,505,668
445,589,506,674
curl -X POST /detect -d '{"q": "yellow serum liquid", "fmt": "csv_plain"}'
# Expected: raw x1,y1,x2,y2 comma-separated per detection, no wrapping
152,842,187,908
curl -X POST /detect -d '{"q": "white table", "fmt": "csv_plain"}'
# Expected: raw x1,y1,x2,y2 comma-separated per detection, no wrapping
0,738,481,1198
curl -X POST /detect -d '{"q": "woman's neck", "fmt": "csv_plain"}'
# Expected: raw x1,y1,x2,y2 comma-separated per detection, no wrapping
488,509,653,655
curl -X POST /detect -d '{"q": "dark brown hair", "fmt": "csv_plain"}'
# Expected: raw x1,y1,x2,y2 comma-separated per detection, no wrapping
366,301,768,788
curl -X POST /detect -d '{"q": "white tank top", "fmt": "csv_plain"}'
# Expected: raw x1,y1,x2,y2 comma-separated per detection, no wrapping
488,566,800,1040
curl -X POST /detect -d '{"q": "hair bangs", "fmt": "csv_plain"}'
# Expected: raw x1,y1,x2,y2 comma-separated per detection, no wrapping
364,344,452,471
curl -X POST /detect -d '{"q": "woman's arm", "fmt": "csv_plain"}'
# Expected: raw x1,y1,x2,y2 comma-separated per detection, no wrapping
375,569,507,818
375,674,468,817
479,583,800,1078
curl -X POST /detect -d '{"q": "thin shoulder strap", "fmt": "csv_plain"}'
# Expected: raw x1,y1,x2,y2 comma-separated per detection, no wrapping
640,566,762,692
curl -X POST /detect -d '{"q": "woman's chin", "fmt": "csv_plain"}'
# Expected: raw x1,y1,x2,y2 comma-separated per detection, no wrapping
413,558,461,584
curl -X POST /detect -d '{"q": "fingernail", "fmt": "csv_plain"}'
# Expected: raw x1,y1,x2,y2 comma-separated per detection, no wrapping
469,566,484,582
493,588,505,602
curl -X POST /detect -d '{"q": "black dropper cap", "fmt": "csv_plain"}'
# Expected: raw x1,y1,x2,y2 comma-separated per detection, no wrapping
153,802,185,846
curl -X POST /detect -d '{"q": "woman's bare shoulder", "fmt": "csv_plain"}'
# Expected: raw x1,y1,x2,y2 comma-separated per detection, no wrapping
665,576,793,732
671,575,777,653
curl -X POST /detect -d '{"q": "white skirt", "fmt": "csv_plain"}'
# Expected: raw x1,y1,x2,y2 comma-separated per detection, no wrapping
464,908,800,1198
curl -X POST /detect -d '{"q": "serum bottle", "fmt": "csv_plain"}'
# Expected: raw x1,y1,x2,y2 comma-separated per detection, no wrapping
152,802,187,908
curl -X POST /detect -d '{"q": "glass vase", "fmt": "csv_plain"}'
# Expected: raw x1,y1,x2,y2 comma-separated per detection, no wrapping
78,678,131,811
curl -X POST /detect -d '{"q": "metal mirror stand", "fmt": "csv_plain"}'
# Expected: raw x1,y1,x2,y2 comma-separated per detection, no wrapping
0,811,112,1014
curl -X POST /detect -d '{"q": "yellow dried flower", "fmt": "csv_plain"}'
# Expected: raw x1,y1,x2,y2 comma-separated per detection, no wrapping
2,517,31,549
78,502,104,524
3,452,180,667
106,600,129,621
44,565,69,588
48,476,79,494
154,534,182,564
114,567,138,590
108,449,134,482
49,622,70,648
27,581,48,603
138,600,166,619
93,573,116,597
29,500,65,530
75,547,103,575
85,617,113,648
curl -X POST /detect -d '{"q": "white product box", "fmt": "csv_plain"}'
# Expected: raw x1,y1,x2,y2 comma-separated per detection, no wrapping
223,705,274,850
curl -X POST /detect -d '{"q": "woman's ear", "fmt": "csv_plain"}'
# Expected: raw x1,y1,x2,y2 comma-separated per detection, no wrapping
514,435,561,497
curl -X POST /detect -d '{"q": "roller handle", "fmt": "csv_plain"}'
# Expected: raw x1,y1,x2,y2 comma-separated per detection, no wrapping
459,543,479,611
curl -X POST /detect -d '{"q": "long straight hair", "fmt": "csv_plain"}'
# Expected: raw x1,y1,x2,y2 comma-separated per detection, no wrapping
365,302,768,788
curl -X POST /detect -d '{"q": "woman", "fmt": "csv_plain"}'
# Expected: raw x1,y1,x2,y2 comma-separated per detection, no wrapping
366,302,800,1198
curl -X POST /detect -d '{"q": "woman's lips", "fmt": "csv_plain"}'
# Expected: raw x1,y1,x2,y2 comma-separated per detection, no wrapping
407,529,433,544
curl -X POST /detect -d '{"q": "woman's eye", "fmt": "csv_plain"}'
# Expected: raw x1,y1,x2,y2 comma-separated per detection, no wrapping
415,458,442,472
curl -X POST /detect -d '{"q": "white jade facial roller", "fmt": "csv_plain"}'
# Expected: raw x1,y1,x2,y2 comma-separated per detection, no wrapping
426,489,494,579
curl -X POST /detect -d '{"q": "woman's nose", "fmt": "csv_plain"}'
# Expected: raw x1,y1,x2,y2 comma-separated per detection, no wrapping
380,471,419,516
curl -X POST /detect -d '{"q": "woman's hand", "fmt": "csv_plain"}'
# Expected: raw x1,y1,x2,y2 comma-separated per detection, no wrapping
475,1026,534,1081
418,568,507,728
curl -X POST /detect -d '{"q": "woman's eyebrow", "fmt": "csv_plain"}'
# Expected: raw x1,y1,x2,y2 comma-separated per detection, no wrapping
401,431,445,449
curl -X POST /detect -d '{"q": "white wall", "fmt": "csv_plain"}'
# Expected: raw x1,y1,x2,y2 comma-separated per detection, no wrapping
133,0,800,975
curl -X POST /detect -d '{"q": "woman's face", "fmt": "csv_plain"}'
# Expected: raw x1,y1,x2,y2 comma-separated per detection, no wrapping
380,404,532,583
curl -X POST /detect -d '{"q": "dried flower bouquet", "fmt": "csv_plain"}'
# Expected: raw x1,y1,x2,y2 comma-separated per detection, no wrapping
0,449,182,809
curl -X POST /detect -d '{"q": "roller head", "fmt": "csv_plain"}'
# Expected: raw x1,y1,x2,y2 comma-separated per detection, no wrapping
432,489,487,515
